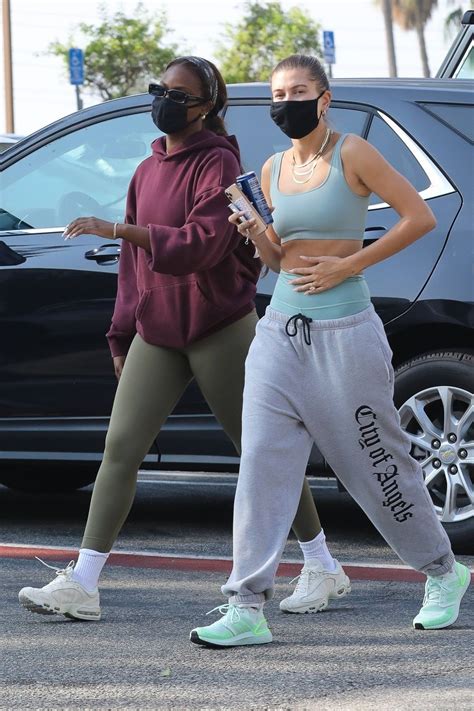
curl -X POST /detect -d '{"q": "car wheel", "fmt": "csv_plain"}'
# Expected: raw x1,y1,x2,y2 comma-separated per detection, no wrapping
0,463,96,493
394,351,473,550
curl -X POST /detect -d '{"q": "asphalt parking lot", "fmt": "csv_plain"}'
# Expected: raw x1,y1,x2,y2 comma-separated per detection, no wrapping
1,474,473,710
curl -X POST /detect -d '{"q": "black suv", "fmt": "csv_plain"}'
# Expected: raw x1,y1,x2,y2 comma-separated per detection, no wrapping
0,79,472,545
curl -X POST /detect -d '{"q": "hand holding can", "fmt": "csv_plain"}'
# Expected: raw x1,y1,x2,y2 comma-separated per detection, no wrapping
236,172,274,225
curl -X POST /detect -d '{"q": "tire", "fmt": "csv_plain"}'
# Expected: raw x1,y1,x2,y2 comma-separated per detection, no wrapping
0,462,96,493
394,351,474,551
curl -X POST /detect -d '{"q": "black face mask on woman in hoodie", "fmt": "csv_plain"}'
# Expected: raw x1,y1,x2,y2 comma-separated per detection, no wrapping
151,96,204,135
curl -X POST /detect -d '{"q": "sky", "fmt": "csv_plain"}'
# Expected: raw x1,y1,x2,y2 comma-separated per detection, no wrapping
0,0,471,135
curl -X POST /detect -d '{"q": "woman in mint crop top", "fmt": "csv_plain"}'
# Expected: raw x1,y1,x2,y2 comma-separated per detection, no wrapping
190,55,468,648
232,60,437,319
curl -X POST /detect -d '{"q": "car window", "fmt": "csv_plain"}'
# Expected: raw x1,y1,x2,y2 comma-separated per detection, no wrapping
224,104,369,176
367,116,430,204
420,103,473,143
224,104,290,175
1,112,160,232
328,107,370,136
455,40,474,78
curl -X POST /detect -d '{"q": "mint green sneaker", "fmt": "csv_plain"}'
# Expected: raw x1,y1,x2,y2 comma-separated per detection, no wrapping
413,561,471,630
190,603,273,647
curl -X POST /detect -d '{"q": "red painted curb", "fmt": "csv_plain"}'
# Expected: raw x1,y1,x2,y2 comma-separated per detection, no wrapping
1,544,464,583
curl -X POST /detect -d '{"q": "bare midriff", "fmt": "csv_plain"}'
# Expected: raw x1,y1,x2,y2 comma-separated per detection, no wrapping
280,238,363,271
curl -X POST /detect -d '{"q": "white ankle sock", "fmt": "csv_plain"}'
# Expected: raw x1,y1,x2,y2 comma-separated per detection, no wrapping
298,530,337,571
72,549,109,592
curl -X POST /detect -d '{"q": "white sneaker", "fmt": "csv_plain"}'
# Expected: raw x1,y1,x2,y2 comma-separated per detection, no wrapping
19,559,101,621
279,560,351,614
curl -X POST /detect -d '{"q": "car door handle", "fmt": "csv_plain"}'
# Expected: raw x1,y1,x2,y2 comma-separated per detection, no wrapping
363,226,387,247
84,245,121,263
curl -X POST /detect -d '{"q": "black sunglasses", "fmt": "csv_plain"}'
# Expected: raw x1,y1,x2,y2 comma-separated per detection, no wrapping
148,83,206,105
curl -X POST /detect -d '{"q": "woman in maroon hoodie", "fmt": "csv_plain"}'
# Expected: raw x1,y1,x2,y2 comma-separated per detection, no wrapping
18,57,338,621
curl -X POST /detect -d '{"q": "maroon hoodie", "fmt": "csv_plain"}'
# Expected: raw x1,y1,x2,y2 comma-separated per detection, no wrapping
106,129,261,356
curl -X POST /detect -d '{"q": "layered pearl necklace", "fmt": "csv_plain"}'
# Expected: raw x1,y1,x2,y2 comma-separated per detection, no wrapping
291,128,332,184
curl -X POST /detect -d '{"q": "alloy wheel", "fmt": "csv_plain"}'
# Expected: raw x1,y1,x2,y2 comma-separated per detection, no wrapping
398,385,474,523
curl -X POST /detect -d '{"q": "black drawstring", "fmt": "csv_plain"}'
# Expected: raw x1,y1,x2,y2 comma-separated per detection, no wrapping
285,313,313,345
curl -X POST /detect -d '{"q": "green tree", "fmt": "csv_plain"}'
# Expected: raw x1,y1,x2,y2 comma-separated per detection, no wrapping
391,0,439,77
215,1,322,83
48,3,180,100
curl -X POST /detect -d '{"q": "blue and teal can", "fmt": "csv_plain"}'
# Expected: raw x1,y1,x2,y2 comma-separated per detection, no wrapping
236,172,274,224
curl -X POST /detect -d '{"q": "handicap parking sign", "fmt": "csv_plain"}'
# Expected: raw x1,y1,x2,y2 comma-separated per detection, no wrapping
323,31,336,65
69,48,84,85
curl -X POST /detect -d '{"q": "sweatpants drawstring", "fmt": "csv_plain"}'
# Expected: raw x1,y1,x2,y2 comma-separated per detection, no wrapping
285,313,313,345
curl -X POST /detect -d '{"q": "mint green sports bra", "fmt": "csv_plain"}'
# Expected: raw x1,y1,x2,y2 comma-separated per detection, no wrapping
270,134,370,243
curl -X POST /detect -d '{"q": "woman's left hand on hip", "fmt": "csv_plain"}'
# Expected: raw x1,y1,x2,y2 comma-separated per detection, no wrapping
289,255,354,293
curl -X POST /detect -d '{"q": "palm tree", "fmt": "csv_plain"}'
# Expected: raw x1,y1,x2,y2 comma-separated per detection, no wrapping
378,0,398,76
444,1,465,41
391,0,439,77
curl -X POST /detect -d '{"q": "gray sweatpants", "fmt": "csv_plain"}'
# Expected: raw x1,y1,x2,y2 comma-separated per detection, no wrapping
222,305,455,604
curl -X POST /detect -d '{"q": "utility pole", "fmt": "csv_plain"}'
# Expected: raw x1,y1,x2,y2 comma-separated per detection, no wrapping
2,0,15,132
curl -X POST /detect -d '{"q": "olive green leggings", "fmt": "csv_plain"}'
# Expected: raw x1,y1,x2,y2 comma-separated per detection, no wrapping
82,310,321,552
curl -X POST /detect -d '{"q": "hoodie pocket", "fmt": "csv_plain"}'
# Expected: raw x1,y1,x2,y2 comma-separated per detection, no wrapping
135,290,151,322
135,280,224,348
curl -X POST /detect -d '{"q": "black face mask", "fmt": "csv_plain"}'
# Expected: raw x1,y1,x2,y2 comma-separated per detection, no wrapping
270,90,326,139
151,97,202,135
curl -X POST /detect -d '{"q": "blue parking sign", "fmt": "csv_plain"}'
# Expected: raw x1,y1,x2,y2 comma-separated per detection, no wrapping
323,31,336,65
69,48,84,85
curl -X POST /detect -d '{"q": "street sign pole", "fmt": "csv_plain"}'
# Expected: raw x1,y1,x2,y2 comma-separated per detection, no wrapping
75,85,83,111
323,30,336,79
69,48,84,111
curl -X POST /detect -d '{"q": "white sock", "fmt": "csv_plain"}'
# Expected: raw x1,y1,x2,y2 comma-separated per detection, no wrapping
298,530,337,571
72,548,109,592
